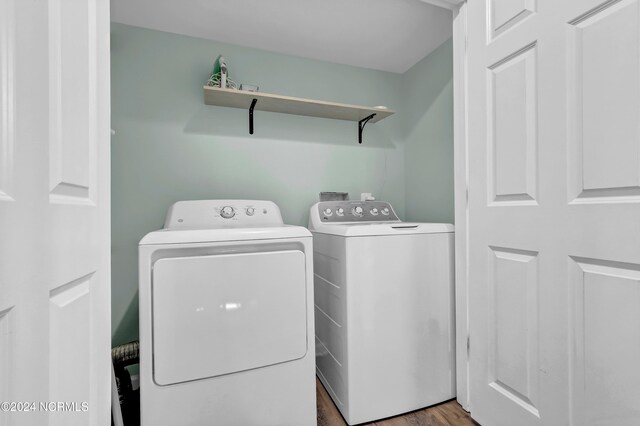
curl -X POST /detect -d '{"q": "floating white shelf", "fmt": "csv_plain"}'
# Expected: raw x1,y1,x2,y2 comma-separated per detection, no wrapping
202,85,395,143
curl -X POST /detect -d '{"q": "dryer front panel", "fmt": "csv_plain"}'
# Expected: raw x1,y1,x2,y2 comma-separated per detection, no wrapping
152,250,307,385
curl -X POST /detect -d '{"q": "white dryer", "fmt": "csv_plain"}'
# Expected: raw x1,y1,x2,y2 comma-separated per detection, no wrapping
139,200,316,426
308,200,455,425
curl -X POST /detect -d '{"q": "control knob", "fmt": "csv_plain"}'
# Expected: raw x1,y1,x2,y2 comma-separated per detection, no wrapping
381,207,390,216
220,206,235,219
370,208,379,216
323,208,333,216
246,207,255,216
336,207,345,216
352,206,364,217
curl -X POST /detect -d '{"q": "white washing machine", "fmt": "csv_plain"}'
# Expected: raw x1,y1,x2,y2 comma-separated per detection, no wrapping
139,200,316,426
308,200,455,425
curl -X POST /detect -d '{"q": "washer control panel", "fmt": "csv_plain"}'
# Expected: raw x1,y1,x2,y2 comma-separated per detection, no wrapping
317,201,399,222
164,200,284,229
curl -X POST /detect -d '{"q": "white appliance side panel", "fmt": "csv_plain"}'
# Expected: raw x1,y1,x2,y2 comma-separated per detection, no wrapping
312,233,349,412
152,250,307,385
346,233,456,424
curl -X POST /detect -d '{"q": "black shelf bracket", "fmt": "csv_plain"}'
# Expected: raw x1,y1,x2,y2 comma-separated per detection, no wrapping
358,113,376,144
247,100,377,144
249,98,257,134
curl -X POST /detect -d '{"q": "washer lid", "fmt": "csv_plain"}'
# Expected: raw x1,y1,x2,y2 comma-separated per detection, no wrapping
310,222,454,237
140,225,311,245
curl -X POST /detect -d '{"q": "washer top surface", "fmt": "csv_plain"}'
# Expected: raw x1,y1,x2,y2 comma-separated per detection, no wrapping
140,200,311,245
308,201,454,237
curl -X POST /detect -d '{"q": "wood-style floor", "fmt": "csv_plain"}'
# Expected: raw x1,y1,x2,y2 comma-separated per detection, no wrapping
316,379,480,426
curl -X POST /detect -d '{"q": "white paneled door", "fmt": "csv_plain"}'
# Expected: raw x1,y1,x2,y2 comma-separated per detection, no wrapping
0,0,110,425
467,0,640,425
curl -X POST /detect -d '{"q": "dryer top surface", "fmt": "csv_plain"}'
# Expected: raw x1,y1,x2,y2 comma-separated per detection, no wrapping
140,200,311,245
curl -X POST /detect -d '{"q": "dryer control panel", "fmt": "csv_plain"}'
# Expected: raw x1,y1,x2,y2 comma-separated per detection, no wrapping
316,201,399,223
164,200,284,229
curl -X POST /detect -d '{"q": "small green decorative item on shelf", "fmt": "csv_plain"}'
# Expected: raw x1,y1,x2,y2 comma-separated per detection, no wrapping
206,55,238,89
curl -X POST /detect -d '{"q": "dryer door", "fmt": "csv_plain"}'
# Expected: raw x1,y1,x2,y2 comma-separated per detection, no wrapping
152,250,307,385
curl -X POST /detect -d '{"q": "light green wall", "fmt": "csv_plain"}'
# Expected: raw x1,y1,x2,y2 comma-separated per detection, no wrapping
402,39,454,223
111,24,453,345
110,24,409,345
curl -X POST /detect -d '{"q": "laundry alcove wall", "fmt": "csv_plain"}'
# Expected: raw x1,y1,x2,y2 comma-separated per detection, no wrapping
110,23,453,346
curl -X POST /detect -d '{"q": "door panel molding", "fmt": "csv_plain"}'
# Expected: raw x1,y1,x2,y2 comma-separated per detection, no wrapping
487,42,538,205
569,256,640,426
48,0,97,206
567,0,640,203
488,0,536,42
568,0,633,26
49,273,93,426
487,246,540,418
0,0,15,202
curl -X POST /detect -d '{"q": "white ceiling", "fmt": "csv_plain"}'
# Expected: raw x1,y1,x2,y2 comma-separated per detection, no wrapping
110,0,453,74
